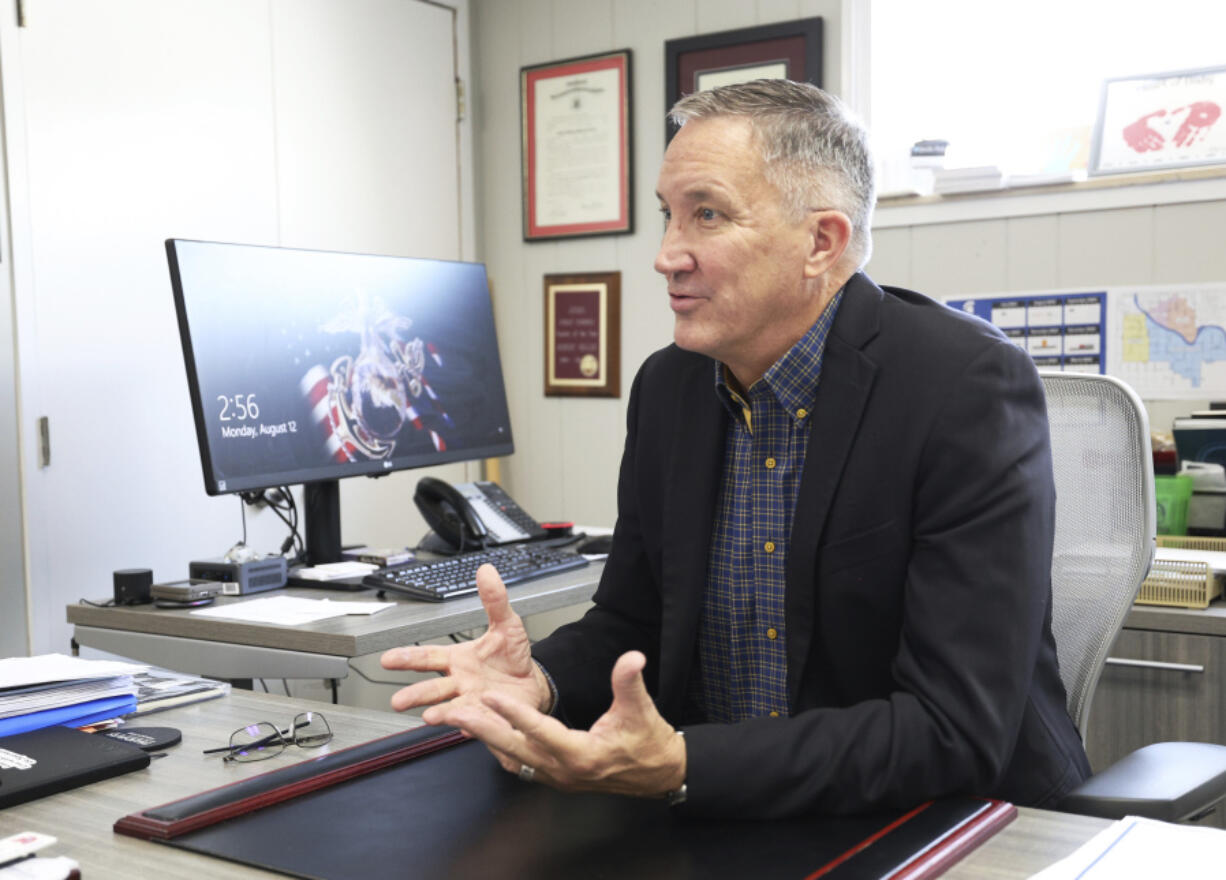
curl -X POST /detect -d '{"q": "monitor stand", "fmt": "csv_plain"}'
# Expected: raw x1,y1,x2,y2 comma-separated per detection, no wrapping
289,479,371,592
286,570,370,592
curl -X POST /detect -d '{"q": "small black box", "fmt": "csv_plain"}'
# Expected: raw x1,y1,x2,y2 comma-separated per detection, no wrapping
188,556,288,595
113,568,153,605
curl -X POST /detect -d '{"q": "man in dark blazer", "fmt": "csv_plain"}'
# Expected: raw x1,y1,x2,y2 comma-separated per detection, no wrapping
382,79,1090,817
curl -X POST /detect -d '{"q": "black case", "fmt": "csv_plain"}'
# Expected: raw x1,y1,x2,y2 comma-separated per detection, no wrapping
0,725,150,808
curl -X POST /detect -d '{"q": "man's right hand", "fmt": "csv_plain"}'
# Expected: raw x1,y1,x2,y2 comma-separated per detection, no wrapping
380,563,553,724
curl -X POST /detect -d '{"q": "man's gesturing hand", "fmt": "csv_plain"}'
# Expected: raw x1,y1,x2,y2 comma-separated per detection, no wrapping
448,650,687,799
380,563,552,723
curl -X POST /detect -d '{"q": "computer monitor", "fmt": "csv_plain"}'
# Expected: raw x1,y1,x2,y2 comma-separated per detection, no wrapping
166,239,515,565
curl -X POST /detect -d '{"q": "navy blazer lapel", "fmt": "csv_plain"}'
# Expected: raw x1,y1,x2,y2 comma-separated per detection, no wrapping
657,356,726,718
785,274,882,705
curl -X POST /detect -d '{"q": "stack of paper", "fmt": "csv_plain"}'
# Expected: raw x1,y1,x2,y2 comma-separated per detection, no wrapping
129,668,230,717
933,165,1005,194
293,561,377,581
0,654,144,737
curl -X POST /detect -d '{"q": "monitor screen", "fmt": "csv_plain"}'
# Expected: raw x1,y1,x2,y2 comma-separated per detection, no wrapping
167,239,515,564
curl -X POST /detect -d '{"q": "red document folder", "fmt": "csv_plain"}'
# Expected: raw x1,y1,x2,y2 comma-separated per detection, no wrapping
117,726,1014,879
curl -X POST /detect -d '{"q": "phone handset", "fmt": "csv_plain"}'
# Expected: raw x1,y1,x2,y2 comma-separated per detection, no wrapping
414,476,489,552
413,477,546,551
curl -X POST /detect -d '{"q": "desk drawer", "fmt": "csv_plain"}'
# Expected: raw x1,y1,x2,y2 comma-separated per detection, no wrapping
1084,628,1226,828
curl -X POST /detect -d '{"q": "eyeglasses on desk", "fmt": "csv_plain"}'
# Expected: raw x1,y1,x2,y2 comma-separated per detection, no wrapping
202,711,332,763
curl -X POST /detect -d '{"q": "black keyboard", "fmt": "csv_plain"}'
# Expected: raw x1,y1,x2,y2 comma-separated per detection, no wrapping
363,544,590,602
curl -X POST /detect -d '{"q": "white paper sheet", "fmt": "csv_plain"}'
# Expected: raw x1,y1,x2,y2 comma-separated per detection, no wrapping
292,561,377,581
189,595,394,625
1154,546,1226,575
0,654,146,690
1029,815,1226,878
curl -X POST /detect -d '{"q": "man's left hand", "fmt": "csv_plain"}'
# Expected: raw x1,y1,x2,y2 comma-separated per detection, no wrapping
440,650,686,799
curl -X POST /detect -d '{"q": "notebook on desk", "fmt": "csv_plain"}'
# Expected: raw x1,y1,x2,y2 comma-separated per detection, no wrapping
0,725,150,809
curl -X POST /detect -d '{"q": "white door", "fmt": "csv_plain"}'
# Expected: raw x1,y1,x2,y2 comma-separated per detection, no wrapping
6,0,466,654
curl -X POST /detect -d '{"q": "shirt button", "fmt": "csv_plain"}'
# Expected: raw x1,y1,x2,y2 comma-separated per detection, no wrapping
765,457,776,469
763,541,775,553
796,408,808,419
766,627,778,640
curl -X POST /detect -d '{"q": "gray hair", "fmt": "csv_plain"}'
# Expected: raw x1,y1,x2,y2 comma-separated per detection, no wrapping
669,79,875,268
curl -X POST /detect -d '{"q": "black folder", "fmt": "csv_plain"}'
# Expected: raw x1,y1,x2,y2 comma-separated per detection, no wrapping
117,726,1013,880
0,725,150,809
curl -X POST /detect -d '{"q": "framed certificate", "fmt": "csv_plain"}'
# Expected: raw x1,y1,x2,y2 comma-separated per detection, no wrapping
521,51,633,241
1090,66,1226,175
664,19,822,143
544,272,620,398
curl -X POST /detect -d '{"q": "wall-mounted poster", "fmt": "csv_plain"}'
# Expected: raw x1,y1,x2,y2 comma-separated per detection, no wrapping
946,291,1107,375
947,283,1226,400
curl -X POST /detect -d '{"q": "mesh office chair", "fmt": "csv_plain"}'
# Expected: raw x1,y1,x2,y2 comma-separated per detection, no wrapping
1041,370,1226,821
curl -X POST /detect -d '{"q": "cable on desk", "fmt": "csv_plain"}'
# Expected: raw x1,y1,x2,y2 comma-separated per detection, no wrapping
238,485,305,562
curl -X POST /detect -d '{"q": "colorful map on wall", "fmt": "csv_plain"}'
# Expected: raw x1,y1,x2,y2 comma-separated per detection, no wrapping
944,283,1226,400
1112,284,1226,400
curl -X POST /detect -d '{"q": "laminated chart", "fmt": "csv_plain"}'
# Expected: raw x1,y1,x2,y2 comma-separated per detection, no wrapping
944,291,1106,375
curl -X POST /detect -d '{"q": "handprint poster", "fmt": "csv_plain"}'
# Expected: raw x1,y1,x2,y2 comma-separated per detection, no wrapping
1092,66,1226,174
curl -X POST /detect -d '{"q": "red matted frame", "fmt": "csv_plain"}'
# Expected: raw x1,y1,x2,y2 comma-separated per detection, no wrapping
544,271,620,398
521,50,633,241
664,18,822,143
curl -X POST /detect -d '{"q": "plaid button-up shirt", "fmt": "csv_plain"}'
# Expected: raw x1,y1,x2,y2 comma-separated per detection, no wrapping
694,290,843,723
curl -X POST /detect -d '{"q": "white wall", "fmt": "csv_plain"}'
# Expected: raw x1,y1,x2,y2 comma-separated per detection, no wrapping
865,201,1226,431
470,0,844,529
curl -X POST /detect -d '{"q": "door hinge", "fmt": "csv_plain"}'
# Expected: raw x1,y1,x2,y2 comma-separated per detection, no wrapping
16,0,25,28
38,416,50,467
456,77,466,123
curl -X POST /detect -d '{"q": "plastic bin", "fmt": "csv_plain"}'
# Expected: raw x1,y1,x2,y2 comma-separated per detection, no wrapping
1155,474,1193,535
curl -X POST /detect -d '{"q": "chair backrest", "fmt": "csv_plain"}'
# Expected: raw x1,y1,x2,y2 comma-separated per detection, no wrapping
1040,371,1155,739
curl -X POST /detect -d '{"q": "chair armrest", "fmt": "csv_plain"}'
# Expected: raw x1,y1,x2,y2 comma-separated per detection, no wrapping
1060,742,1226,822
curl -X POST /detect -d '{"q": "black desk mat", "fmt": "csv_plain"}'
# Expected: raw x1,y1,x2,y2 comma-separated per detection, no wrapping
159,739,1006,880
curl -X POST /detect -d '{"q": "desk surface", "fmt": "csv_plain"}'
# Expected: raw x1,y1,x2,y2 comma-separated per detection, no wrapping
0,689,1108,879
67,562,602,658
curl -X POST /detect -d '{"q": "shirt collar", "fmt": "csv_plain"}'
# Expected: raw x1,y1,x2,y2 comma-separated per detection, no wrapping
714,286,845,426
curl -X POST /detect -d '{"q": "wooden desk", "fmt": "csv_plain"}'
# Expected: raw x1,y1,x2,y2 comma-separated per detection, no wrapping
65,563,602,681
0,689,1109,879
0,690,417,878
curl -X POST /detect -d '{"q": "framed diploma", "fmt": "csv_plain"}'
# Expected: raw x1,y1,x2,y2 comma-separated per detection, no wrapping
521,50,633,241
544,272,620,398
664,19,822,143
1090,66,1226,175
